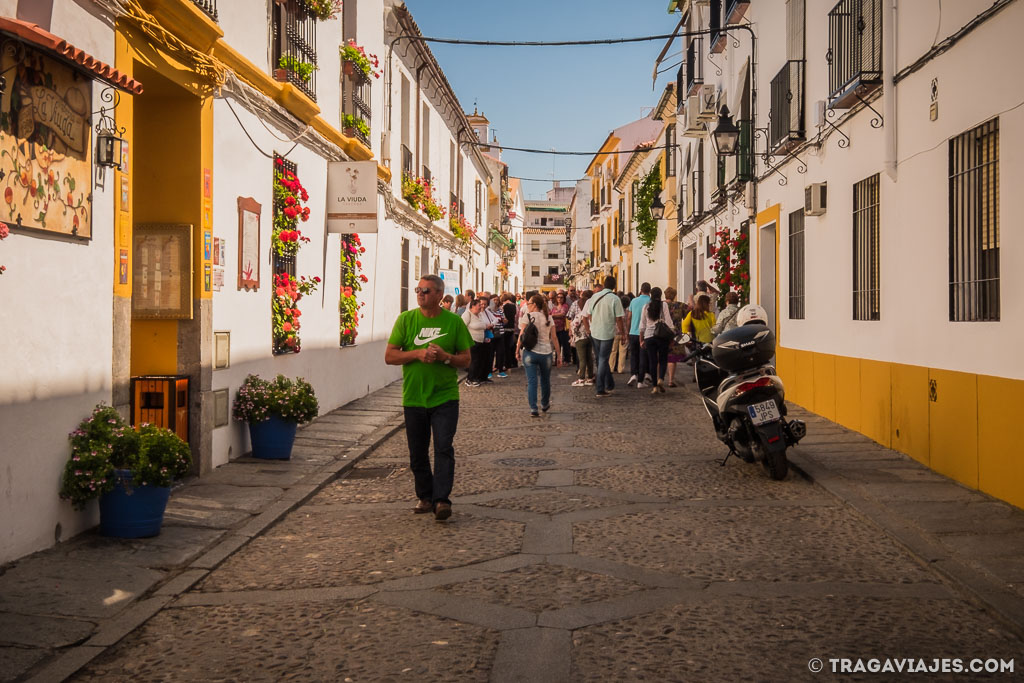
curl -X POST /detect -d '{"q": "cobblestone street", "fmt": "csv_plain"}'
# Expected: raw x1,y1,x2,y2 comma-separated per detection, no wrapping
67,367,1021,682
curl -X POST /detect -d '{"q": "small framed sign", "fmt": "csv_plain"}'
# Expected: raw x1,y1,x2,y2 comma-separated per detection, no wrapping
237,197,261,290
132,223,193,319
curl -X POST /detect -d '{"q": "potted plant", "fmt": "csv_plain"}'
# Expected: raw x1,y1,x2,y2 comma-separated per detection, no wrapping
342,113,370,140
276,55,318,84
340,40,381,80
60,405,192,538
233,374,319,460
307,0,342,21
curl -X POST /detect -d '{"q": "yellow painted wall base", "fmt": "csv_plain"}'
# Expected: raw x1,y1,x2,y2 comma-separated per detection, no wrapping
778,347,1024,510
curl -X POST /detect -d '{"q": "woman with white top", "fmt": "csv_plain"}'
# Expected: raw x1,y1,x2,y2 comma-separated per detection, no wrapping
638,287,674,394
516,294,560,417
462,298,489,386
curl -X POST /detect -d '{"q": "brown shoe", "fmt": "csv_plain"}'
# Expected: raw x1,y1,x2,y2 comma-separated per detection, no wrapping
413,498,432,514
434,501,452,521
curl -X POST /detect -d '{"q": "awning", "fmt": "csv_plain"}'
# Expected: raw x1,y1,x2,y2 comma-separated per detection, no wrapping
0,18,143,94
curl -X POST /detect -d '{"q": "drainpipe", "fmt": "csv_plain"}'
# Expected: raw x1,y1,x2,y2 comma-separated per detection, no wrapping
883,0,897,181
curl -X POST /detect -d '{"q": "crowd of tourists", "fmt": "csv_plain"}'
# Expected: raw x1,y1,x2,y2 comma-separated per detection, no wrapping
384,273,744,522
444,277,743,416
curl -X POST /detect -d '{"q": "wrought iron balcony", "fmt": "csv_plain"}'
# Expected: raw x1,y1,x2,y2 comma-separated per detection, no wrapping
543,273,565,285
686,37,704,96
590,199,599,217
827,0,882,108
189,0,218,21
770,60,806,152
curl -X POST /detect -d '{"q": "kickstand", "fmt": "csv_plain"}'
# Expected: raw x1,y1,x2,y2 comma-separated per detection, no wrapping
719,450,735,467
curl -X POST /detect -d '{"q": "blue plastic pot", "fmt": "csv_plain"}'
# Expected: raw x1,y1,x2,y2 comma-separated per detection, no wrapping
248,416,298,460
99,470,171,538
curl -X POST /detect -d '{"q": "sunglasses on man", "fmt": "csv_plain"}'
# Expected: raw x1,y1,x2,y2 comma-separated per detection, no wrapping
414,287,436,294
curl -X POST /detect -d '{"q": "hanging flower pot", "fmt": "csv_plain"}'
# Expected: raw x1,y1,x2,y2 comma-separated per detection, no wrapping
273,68,288,82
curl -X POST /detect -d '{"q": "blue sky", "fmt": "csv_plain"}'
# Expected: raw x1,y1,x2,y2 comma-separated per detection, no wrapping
403,0,678,199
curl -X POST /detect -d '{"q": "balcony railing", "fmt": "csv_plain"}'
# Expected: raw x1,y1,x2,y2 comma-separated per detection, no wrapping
770,60,806,152
590,199,599,217
543,274,565,285
272,0,318,102
827,0,882,108
189,0,218,21
401,145,413,178
686,37,704,96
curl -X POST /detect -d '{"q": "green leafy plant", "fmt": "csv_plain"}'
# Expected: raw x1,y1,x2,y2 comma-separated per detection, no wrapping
634,165,662,259
272,273,320,352
711,226,750,306
232,374,319,424
340,40,381,79
340,234,368,345
342,114,370,138
60,405,191,510
278,55,318,83
448,203,476,245
401,174,446,221
307,0,342,21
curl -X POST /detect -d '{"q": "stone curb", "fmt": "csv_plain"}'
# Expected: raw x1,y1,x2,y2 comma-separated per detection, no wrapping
27,406,407,683
786,449,1024,639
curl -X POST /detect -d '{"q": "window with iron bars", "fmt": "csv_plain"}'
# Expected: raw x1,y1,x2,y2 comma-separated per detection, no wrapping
788,208,806,319
341,64,371,147
949,118,999,322
272,0,318,102
665,124,676,177
401,144,413,179
852,174,880,321
272,156,298,354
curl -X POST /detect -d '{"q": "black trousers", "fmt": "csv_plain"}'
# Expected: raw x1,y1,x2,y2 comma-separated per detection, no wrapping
493,334,507,371
645,336,670,383
404,400,459,504
468,344,487,382
629,334,650,382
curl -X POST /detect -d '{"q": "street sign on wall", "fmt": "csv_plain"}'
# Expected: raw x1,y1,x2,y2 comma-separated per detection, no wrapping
326,161,377,233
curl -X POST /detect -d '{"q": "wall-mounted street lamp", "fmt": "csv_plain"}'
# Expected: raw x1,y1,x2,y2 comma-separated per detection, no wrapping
649,193,665,220
712,105,740,156
95,87,126,169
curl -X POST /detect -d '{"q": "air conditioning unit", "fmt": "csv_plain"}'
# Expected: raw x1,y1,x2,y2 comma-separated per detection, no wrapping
697,85,717,121
805,183,827,216
683,104,705,137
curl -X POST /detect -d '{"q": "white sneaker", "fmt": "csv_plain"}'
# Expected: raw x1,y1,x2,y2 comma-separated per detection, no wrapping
627,375,638,386
572,379,586,387
638,381,650,389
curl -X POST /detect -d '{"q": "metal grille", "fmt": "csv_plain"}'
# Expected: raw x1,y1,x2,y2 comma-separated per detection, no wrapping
402,144,413,178
686,37,704,96
788,209,805,319
770,60,805,150
853,174,880,321
342,68,371,147
400,239,410,312
665,124,676,177
272,0,318,102
949,118,999,321
737,119,753,181
827,0,882,107
273,156,298,354
189,0,217,21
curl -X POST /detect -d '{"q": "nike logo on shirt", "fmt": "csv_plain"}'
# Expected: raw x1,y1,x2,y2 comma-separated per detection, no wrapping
413,328,446,346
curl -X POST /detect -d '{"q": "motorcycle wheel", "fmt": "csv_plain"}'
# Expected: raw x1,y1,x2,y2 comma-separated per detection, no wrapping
753,439,789,481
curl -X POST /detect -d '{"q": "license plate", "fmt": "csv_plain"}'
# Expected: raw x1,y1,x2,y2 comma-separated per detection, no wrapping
748,400,780,425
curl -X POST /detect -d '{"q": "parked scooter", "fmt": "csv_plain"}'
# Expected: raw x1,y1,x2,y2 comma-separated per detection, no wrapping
681,305,806,479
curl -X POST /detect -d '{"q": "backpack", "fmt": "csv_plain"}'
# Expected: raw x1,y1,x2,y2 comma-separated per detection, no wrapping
520,314,539,351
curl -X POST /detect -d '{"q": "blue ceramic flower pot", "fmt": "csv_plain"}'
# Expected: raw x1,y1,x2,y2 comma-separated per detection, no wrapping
99,470,171,538
248,416,298,460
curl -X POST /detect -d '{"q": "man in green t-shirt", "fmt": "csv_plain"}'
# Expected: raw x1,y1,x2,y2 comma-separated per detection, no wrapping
385,274,473,521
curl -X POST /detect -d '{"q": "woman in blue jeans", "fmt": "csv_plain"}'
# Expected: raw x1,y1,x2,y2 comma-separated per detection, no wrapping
516,294,561,417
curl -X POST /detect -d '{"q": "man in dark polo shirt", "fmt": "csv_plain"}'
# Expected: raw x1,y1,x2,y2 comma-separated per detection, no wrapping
385,274,473,521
